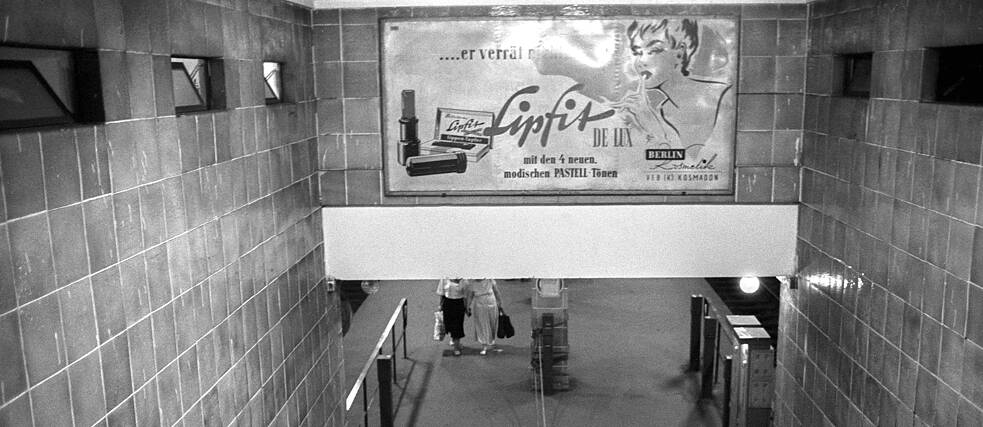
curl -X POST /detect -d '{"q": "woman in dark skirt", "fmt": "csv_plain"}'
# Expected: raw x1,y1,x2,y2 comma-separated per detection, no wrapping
436,278,469,356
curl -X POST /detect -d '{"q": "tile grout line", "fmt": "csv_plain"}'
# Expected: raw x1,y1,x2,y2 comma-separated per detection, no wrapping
3,105,318,221
148,305,172,427
0,15,331,427
801,151,982,230
75,183,99,426
13,289,35,427
0,164,324,321
266,284,335,425
336,5,350,205
27,126,67,223
57,275,77,427
149,256,328,426
797,235,979,377
782,275,983,420
70,128,85,229
796,9,810,204
90,244,325,427
0,205,322,415
271,323,334,426
0,137,5,220
9,134,41,426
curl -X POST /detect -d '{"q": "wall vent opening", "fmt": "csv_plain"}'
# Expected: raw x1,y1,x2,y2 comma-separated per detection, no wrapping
925,44,983,105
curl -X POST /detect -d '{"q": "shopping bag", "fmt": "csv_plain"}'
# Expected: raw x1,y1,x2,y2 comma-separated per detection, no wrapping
497,309,514,339
433,310,446,341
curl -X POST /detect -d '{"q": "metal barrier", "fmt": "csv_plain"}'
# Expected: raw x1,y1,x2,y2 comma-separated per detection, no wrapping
700,315,717,399
345,299,409,426
540,314,554,395
688,295,703,371
689,294,775,427
531,279,570,395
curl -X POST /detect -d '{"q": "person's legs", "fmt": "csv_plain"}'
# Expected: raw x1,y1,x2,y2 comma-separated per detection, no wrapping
442,297,466,355
474,298,498,354
490,303,502,352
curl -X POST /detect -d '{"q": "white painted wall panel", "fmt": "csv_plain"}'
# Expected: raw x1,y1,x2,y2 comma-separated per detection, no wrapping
322,204,797,279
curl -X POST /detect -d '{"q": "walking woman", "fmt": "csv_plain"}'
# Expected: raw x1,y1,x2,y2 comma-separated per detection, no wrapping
436,278,468,356
468,278,503,355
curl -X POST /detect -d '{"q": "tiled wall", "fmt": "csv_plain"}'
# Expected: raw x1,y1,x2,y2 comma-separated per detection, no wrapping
313,4,807,206
0,0,345,426
775,0,983,425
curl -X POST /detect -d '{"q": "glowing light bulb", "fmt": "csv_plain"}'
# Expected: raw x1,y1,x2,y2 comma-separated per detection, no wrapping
739,277,760,294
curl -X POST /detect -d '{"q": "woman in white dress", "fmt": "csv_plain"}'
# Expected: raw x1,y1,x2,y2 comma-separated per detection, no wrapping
468,278,503,355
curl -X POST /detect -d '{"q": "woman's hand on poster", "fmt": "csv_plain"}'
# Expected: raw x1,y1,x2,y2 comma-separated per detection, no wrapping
602,80,650,132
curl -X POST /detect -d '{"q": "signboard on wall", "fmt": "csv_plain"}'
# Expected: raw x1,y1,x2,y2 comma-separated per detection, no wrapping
381,16,738,195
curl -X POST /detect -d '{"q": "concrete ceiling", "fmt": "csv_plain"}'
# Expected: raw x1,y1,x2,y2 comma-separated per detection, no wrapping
285,0,314,7
312,0,808,9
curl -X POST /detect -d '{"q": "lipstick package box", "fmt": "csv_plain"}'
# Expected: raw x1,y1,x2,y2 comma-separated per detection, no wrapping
418,107,495,162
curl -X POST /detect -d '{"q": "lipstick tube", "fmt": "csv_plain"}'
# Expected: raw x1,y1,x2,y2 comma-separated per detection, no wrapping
406,152,467,176
397,89,420,165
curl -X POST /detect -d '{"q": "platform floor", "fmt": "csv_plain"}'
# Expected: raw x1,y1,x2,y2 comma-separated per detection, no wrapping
341,278,725,427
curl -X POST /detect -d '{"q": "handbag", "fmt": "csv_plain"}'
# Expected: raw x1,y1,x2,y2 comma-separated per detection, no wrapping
497,308,514,339
433,310,446,341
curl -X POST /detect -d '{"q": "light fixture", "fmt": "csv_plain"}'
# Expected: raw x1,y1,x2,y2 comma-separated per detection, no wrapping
360,280,379,294
778,275,798,290
739,276,760,294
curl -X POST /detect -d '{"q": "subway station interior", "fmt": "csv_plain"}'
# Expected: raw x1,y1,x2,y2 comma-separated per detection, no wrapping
1,0,983,426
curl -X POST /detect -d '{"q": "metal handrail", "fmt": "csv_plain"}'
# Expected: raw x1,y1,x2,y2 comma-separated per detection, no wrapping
345,298,409,415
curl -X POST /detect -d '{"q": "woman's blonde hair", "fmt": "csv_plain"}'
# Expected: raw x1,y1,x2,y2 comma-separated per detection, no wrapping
626,19,700,76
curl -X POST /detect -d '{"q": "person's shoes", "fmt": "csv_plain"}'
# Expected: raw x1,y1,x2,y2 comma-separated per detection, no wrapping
493,347,504,353
480,348,487,355
453,349,462,356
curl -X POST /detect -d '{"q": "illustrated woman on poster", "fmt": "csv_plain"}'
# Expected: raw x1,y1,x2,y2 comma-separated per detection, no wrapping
532,18,733,156
608,19,732,152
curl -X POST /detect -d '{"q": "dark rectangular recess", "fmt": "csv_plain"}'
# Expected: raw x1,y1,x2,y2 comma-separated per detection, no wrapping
0,59,74,129
0,46,105,131
263,61,283,104
72,50,106,124
929,44,983,105
172,57,209,114
841,53,872,98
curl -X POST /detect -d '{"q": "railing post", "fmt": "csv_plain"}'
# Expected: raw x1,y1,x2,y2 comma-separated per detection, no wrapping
714,321,722,385
723,356,733,427
701,316,717,399
402,301,408,359
377,355,394,427
362,385,369,426
689,295,704,372
345,299,411,425
391,332,397,382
